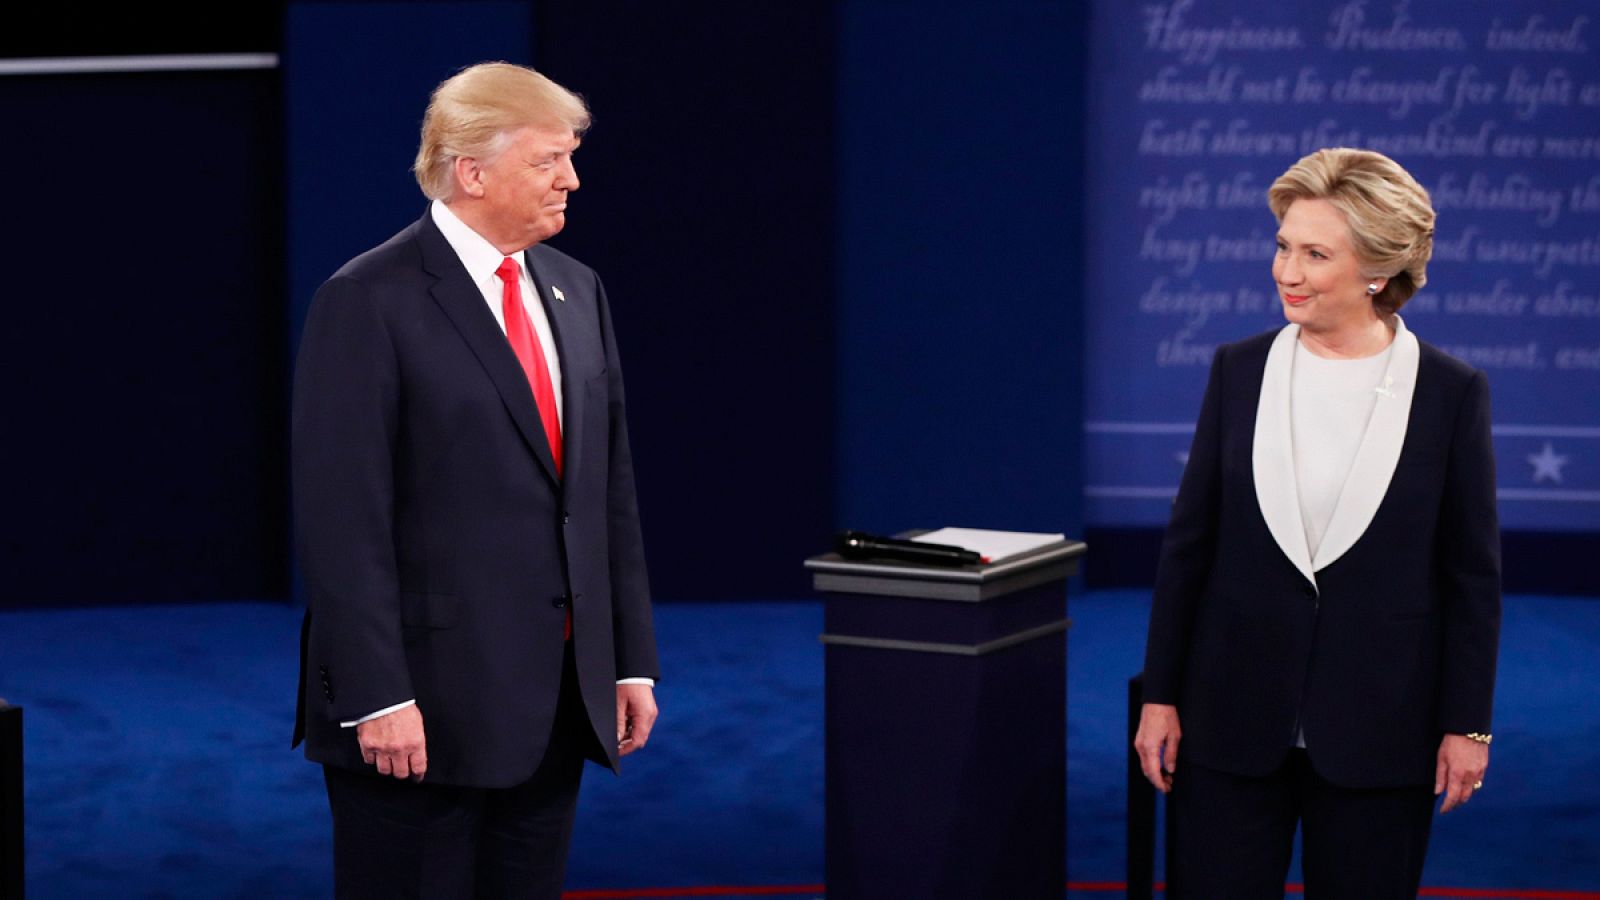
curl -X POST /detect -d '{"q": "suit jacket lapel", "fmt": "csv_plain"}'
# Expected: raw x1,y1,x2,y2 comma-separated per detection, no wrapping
415,214,561,486
1253,324,1318,589
521,249,585,492
1312,317,1419,571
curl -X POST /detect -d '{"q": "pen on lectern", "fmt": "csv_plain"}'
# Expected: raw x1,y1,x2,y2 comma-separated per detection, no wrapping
834,531,981,567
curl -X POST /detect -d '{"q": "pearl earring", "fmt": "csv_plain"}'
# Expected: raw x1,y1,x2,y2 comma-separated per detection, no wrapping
1366,283,1379,295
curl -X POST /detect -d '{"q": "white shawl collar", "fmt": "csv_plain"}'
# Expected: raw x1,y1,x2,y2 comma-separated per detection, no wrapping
1252,317,1420,589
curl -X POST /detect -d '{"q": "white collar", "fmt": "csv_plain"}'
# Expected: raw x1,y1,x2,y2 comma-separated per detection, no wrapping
1252,317,1421,588
430,199,523,280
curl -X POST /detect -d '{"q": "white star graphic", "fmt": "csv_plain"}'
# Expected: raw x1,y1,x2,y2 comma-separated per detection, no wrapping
1527,442,1569,484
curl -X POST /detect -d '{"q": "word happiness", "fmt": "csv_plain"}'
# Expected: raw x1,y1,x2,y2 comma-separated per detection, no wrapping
1136,3,1599,160
1143,0,1589,64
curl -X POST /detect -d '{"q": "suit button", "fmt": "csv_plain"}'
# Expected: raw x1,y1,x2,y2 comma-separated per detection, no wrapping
563,513,571,525
552,595,568,609
1304,586,1317,600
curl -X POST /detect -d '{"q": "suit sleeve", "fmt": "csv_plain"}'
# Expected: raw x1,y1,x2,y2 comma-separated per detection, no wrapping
1141,345,1228,705
1433,369,1501,734
594,272,661,681
292,275,415,722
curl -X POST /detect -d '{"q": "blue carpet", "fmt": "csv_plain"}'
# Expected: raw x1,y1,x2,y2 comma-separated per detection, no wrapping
0,592,1596,898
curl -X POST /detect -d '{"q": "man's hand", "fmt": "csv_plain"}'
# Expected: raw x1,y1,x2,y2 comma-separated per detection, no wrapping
1435,733,1489,813
1133,703,1182,793
616,683,658,757
356,704,427,781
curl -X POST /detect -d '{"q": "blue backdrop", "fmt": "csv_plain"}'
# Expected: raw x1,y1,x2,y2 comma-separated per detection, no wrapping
1085,0,1600,531
836,2,1087,540
3,0,1594,608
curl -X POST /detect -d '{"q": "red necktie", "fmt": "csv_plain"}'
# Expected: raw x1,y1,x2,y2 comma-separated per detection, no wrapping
496,257,571,640
495,257,563,476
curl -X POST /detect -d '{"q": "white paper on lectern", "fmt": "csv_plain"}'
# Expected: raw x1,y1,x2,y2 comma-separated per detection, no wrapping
911,527,1065,563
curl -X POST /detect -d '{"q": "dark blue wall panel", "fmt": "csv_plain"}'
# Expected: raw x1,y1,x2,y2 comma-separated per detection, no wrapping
835,1,1088,540
284,1,535,355
531,4,838,600
1,68,286,606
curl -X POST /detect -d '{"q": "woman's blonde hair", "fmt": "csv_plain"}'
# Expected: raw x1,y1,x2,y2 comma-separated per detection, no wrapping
1268,148,1436,315
413,62,591,201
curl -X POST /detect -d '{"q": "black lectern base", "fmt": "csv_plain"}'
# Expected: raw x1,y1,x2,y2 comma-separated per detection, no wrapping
824,631,1065,899
1,702,22,899
809,536,1084,900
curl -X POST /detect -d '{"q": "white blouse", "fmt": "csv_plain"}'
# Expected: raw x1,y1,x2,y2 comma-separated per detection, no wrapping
1290,341,1394,559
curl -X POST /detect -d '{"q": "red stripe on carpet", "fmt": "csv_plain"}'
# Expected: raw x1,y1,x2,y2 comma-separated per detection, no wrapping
564,887,826,899
1307,886,1600,899
1065,883,1600,899
565,885,1600,899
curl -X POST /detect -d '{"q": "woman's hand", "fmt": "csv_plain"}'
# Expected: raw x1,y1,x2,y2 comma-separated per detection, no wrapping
1436,734,1489,813
1134,703,1183,793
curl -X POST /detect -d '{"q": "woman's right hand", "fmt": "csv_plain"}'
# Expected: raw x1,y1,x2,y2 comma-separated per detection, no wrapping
1133,703,1182,793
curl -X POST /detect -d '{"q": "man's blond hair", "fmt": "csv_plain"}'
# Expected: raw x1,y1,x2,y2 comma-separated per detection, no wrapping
413,62,590,201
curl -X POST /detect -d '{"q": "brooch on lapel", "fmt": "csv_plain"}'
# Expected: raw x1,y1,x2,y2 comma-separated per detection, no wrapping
1374,375,1396,399
551,285,566,303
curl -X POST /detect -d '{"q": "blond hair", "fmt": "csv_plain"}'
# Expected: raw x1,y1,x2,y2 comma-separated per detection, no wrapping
413,62,591,201
1268,148,1436,315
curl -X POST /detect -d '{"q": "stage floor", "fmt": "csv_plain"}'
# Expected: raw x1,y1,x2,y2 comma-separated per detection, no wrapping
1,592,1595,898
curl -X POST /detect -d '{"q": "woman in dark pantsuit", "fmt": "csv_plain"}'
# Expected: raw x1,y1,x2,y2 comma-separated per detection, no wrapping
1134,148,1501,899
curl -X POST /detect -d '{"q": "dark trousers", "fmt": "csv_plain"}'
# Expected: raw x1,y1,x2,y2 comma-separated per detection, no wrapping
1169,749,1435,900
323,644,605,900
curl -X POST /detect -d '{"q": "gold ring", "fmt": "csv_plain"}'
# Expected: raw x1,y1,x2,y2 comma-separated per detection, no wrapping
1473,781,1484,790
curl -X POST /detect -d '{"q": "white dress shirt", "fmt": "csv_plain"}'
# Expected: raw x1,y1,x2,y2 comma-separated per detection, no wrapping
430,199,564,427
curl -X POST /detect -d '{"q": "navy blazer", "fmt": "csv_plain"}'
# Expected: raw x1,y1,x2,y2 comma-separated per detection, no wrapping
291,211,659,787
1142,323,1501,789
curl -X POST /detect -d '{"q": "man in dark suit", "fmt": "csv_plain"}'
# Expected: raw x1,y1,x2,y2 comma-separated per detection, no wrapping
292,62,659,899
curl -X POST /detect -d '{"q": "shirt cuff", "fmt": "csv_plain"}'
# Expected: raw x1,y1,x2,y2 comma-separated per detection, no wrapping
340,699,416,728
616,677,656,687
